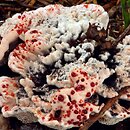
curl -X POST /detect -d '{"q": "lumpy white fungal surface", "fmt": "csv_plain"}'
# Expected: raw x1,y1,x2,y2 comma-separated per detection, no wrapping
0,3,130,130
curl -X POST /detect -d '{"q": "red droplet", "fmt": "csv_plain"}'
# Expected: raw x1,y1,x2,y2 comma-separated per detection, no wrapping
21,15,26,20
49,114,54,121
69,105,73,109
20,43,26,48
90,82,95,87
90,108,93,112
82,109,88,114
42,116,45,120
31,39,37,42
95,82,98,85
74,110,79,114
18,15,21,19
67,102,71,106
71,119,74,122
17,29,23,35
80,71,88,77
66,110,71,117
84,4,89,8
11,92,15,97
2,84,8,88
77,115,81,120
29,20,32,26
71,90,75,95
75,84,85,91
5,92,9,95
4,106,9,111
30,30,38,34
71,100,76,104
22,55,25,59
79,104,84,107
67,120,72,124
71,72,78,77
58,95,64,102
86,92,91,97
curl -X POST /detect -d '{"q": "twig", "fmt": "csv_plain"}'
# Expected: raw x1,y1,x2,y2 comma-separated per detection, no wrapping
79,85,130,130
0,7,21,12
108,5,119,18
112,23,130,47
76,0,85,5
16,0,35,9
37,0,53,5
28,0,36,6
101,23,130,50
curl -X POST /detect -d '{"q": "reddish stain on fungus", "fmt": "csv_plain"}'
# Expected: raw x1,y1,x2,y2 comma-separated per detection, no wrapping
71,90,75,95
67,102,71,106
69,105,73,109
84,4,89,8
58,95,64,102
4,106,9,111
66,110,71,117
42,117,45,120
82,109,88,114
31,39,37,42
90,108,93,112
86,92,91,97
71,100,76,104
31,30,38,34
2,84,8,88
67,120,72,124
11,92,15,97
18,15,21,19
75,85,85,91
71,72,78,77
80,71,88,77
77,115,81,120
90,82,95,87
74,110,79,114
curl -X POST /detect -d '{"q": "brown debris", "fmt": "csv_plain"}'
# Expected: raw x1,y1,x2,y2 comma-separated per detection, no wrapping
86,23,107,42
101,24,130,50
112,24,130,47
0,114,10,130
108,5,119,18
103,0,117,11
28,0,36,6
79,85,130,130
